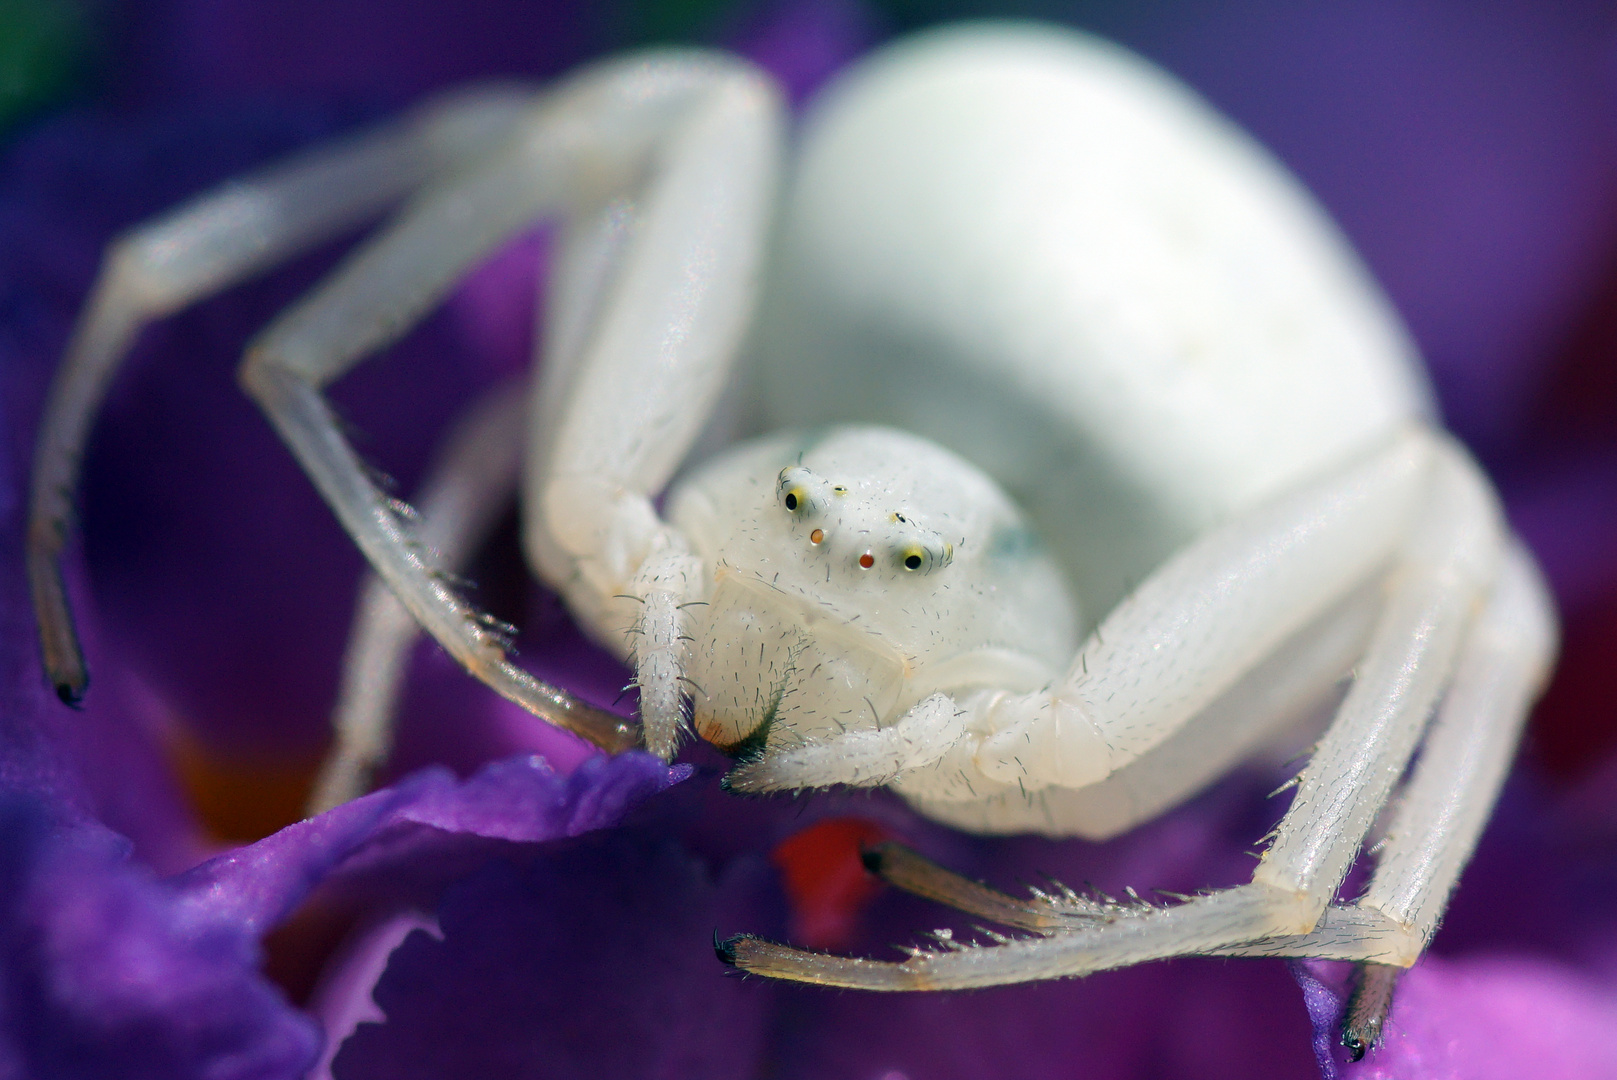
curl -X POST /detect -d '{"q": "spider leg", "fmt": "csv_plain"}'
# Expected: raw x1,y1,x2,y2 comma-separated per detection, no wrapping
723,580,1368,803
519,60,783,761
1355,543,1555,950
968,429,1436,794
903,579,1381,838
307,379,531,814
859,841,1110,933
722,693,967,793
1186,544,1553,1054
722,442,1515,990
1200,544,1553,958
239,54,781,756
29,84,539,704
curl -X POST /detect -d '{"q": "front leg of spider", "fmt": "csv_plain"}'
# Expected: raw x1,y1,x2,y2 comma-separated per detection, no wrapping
522,60,783,761
220,51,779,763
722,692,968,792
31,50,781,758
27,82,546,707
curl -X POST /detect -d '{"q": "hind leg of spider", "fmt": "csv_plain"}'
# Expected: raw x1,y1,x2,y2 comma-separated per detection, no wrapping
28,84,539,704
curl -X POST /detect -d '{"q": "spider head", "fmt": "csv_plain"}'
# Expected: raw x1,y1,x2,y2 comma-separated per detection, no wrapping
665,426,1078,755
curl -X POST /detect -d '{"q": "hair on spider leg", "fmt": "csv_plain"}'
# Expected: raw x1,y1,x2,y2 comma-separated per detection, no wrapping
1267,772,1305,799
467,609,518,636
924,927,973,953
385,496,421,522
357,456,399,494
462,608,519,652
427,567,476,590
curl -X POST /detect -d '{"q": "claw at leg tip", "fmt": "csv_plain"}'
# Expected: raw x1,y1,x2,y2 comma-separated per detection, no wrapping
859,844,886,873
54,678,86,708
714,931,745,966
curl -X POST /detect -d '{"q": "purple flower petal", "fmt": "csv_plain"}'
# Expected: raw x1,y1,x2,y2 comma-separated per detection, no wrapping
1294,955,1617,1080
305,908,442,1080
0,794,320,1080
329,832,777,1080
1291,960,1348,1080
173,753,687,934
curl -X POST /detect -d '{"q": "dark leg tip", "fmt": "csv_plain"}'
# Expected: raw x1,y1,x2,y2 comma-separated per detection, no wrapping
1340,960,1400,1063
54,680,85,708
859,844,886,874
713,932,744,966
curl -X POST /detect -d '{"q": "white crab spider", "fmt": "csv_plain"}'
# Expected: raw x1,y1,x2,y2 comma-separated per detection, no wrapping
28,20,1556,1048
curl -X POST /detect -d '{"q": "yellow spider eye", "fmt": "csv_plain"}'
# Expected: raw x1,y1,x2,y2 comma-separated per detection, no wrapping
902,550,924,571
784,489,804,512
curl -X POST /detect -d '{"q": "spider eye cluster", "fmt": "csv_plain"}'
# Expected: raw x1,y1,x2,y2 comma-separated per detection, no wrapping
776,467,955,576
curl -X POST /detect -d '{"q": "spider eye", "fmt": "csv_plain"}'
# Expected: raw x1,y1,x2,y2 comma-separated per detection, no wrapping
893,538,951,573
778,466,824,516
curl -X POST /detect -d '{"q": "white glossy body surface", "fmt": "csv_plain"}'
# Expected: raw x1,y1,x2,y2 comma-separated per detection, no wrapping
756,26,1431,620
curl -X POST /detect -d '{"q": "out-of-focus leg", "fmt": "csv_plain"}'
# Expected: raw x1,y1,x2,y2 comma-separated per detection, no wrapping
29,84,538,702
307,380,529,814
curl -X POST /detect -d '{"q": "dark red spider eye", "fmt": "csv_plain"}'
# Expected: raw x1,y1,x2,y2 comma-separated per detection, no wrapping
858,552,875,569
810,529,824,544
